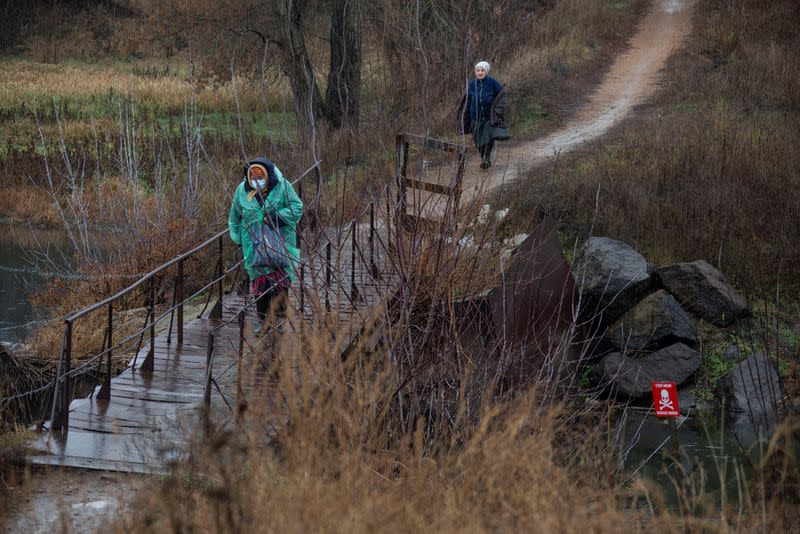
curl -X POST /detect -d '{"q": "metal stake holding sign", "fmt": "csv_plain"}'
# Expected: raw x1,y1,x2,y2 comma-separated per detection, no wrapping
651,381,691,517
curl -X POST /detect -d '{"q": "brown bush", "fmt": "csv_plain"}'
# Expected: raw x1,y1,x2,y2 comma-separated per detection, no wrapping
0,187,61,226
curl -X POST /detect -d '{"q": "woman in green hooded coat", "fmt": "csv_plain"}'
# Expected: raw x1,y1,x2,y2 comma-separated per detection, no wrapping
228,157,303,330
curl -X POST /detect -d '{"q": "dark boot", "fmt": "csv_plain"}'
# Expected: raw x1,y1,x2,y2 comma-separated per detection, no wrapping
479,141,494,169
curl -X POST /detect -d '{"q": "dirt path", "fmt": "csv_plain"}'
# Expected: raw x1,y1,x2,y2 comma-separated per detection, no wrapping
462,0,696,196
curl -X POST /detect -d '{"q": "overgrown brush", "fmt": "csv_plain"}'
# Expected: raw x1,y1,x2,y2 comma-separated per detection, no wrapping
0,344,54,426
116,277,632,531
115,284,800,532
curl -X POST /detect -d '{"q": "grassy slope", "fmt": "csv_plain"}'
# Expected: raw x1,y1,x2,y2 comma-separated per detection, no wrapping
503,0,800,297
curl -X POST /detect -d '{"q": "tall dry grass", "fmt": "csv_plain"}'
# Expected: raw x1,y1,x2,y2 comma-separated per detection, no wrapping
112,231,638,531
113,282,800,532
0,58,277,117
0,187,61,226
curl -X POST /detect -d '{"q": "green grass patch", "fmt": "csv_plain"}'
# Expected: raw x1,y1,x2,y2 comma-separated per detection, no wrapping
695,343,736,404
511,100,551,136
156,111,296,142
609,1,630,11
671,99,700,113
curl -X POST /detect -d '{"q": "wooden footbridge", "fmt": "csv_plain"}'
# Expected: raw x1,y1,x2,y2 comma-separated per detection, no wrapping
28,134,470,473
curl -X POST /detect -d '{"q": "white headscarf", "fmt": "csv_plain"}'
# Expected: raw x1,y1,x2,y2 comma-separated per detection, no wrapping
475,61,491,74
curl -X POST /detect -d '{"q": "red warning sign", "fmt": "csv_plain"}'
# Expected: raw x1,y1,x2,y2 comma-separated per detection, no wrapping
651,382,680,417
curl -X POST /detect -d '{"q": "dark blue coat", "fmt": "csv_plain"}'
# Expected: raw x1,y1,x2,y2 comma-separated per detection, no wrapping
467,77,502,121
457,78,508,135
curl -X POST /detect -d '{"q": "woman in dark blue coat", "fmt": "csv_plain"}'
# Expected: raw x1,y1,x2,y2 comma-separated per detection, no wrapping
457,61,508,169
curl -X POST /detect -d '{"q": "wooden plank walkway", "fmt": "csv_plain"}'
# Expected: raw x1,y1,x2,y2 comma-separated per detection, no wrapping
28,298,247,473
28,224,398,474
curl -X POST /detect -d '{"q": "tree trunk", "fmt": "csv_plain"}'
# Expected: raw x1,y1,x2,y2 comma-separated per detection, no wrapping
275,0,325,145
324,0,362,129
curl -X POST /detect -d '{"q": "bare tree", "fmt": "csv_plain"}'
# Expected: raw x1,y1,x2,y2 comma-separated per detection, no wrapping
325,0,362,129
133,0,363,142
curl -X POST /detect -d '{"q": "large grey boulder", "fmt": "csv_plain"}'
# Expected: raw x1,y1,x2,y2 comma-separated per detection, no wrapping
656,260,747,327
605,290,696,352
573,237,651,324
592,343,702,399
722,352,784,416
722,353,786,447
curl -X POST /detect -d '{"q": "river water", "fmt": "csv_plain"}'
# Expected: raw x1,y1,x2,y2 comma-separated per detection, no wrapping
0,223,72,345
614,408,763,507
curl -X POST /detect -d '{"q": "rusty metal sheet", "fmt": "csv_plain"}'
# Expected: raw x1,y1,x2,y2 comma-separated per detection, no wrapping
488,215,577,348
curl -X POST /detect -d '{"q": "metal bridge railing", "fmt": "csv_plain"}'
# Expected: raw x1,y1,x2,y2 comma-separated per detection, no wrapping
44,135,466,436
48,229,242,432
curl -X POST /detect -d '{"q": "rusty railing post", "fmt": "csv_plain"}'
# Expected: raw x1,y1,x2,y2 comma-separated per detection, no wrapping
351,223,358,306
97,303,112,401
396,133,408,222
299,262,305,315
369,202,377,276
52,320,73,431
236,310,247,420
203,332,215,435
177,260,184,345
140,279,156,374
210,236,224,320
166,275,178,344
297,173,304,245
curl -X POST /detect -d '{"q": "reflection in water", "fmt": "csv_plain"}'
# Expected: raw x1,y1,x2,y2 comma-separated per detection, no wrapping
0,224,72,343
615,409,764,508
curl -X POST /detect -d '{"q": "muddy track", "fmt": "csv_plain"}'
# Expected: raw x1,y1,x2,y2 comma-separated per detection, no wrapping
463,0,696,196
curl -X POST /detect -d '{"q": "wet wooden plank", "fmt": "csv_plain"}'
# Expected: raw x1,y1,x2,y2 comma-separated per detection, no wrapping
29,455,164,475
107,387,203,403
66,418,161,435
29,430,181,474
69,398,183,418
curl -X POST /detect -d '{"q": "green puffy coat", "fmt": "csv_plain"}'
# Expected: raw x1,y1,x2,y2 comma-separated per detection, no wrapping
228,166,303,281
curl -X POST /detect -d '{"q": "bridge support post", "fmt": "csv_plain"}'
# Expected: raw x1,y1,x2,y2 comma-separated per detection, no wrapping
325,242,332,312
351,222,359,306
97,303,112,401
396,134,409,223
140,279,156,374
51,321,73,431
370,202,379,278
299,263,305,315
236,311,247,420
210,236,224,320
203,333,215,436
177,260,184,345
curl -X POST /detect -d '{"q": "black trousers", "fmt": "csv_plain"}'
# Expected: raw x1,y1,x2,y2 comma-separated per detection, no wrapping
255,287,288,322
479,140,495,162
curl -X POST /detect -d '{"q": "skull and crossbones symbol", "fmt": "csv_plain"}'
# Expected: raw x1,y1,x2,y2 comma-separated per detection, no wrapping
658,389,674,411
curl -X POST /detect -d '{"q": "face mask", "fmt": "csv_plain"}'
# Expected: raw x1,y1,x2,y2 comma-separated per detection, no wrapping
251,179,266,190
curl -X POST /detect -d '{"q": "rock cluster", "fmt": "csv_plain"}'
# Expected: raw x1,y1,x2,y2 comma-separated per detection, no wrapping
577,237,783,430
